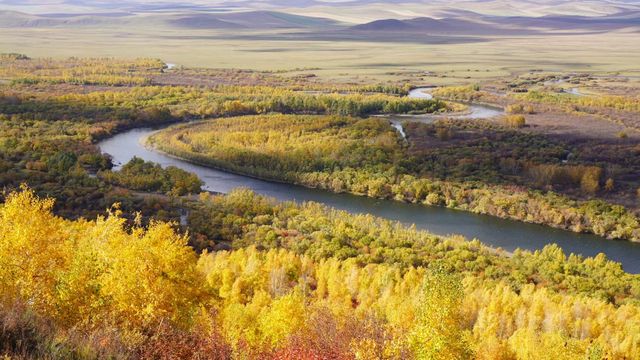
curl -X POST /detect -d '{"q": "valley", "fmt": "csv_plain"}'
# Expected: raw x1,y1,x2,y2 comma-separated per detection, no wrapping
1,1,640,358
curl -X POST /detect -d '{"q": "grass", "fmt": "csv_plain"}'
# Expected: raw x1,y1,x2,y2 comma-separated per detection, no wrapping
2,25,639,84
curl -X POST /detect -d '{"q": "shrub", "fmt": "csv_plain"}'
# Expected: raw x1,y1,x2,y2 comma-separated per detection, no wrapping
506,104,524,114
604,178,615,192
580,167,602,194
506,104,534,114
435,127,454,140
504,115,526,128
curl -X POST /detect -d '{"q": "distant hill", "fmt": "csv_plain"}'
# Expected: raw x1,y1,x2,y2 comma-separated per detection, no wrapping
0,10,343,30
2,0,640,26
352,16,514,35
349,11,640,35
215,11,341,29
168,14,247,29
351,19,414,31
0,10,155,28
1,7,638,38
489,12,640,30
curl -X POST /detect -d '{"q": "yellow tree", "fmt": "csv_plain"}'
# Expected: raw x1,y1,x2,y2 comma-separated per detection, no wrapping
408,271,474,360
97,219,209,330
0,186,72,317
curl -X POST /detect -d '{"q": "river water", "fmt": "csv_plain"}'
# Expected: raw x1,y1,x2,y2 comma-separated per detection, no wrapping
97,88,640,273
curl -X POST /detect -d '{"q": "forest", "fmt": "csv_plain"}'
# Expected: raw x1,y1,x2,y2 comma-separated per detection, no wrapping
2,188,640,359
1,56,640,359
98,157,203,196
0,56,443,219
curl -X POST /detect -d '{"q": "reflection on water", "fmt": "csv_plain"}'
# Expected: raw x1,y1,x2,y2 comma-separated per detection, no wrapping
408,87,434,99
98,128,640,273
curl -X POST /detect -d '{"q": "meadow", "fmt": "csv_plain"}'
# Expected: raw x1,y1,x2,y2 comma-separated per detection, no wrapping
2,25,639,85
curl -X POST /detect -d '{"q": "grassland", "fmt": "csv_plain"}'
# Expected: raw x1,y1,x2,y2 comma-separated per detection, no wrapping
2,25,639,85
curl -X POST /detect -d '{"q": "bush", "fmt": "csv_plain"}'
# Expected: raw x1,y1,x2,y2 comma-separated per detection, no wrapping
504,115,526,128
435,127,454,140
506,104,535,114
580,167,602,194
604,178,615,192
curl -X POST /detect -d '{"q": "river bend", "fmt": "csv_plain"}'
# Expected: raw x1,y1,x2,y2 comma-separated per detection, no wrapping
97,88,640,273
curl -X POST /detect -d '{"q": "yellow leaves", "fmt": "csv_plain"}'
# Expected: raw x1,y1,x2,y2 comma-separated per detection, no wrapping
0,187,206,333
257,290,306,348
407,272,474,360
350,337,405,360
464,280,640,359
151,114,404,182
97,220,207,329
3,188,640,358
220,289,270,351
519,91,640,113
0,186,71,315
508,329,589,360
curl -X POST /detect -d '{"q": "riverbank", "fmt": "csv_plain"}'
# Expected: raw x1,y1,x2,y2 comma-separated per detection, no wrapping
149,111,640,241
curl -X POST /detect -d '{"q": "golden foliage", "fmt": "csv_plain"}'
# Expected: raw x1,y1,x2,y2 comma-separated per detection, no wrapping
504,114,526,128
2,188,640,358
0,187,207,333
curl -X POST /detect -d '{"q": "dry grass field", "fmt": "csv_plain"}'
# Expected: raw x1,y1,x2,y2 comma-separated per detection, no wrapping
2,24,639,85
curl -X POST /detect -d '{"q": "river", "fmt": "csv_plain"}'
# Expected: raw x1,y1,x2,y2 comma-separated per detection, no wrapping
387,88,504,139
97,88,640,273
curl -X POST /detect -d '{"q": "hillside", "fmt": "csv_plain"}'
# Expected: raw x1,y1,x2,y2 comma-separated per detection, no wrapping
169,10,342,29
5,8,636,36
350,11,640,34
0,10,343,30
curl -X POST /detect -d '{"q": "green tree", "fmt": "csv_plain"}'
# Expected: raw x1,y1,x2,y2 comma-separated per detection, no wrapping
47,151,77,174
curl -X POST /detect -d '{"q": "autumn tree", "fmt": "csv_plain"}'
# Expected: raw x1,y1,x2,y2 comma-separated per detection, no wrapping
408,271,473,360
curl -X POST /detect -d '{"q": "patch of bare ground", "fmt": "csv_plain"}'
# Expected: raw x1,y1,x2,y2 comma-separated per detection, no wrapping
500,106,640,140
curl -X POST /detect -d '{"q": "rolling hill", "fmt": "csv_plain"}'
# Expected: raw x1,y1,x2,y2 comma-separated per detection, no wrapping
350,11,640,35
0,10,343,30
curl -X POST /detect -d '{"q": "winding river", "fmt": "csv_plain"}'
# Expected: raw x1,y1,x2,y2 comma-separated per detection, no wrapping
388,88,504,139
97,88,640,273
